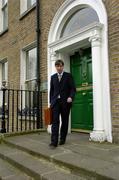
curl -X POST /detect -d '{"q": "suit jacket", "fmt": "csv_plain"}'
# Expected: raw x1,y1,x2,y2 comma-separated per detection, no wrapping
50,72,76,107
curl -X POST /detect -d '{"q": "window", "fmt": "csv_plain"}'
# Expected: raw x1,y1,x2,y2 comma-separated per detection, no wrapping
20,43,37,109
25,47,37,108
27,0,36,9
25,48,37,91
0,0,8,32
2,61,8,81
20,0,36,14
0,60,8,86
0,60,8,107
61,7,99,38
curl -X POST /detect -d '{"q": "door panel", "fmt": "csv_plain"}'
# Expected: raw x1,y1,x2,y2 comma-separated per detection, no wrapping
71,48,93,130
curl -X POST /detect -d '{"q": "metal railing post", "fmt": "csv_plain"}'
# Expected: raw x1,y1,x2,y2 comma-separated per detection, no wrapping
1,83,6,133
36,0,41,129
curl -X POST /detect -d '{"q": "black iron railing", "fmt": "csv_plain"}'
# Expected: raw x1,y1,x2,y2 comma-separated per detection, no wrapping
0,88,46,133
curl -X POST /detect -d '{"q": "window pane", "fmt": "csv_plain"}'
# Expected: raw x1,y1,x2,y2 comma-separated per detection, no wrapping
27,0,32,9
26,48,37,80
31,0,36,5
61,7,99,38
2,63,5,81
3,5,8,30
27,0,36,9
2,61,8,81
25,80,37,107
25,80,36,91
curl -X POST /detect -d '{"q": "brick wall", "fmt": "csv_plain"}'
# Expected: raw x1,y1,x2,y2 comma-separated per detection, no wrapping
39,0,65,81
0,0,65,89
0,0,37,89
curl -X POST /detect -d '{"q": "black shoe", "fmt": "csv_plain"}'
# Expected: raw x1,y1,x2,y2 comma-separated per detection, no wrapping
49,143,57,149
59,140,65,145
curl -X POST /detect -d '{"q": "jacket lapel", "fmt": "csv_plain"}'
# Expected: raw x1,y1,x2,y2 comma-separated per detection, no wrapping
54,74,59,84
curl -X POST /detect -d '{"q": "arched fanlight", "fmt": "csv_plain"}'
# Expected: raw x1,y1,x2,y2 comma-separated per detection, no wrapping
61,7,99,38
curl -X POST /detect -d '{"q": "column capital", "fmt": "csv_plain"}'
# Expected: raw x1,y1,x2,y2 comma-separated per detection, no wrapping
89,131,106,142
89,34,101,47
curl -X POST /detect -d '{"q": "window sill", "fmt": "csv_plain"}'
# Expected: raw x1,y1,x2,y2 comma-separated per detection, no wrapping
0,28,8,37
19,3,36,20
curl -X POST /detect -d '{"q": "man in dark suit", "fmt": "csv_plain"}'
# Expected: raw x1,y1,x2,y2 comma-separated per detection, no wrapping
49,59,76,148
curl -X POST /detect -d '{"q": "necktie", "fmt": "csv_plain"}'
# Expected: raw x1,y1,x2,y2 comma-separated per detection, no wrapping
58,74,62,82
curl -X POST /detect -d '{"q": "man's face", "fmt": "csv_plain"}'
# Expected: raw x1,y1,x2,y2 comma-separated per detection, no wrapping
55,64,64,74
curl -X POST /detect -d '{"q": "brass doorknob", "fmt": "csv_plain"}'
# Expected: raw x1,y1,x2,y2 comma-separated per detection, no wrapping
82,82,88,86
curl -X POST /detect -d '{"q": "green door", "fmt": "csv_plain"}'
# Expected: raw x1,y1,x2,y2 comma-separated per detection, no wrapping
71,47,93,130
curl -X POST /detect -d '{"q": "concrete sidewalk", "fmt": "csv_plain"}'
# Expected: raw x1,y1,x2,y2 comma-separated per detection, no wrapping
1,132,119,179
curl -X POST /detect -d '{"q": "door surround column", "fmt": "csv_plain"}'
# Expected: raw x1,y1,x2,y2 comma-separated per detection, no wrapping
89,33,106,142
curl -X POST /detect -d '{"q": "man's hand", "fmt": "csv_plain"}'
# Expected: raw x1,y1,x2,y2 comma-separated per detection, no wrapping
67,97,72,103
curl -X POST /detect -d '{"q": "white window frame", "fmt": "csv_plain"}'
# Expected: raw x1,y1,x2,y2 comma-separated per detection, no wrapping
25,47,37,91
21,43,37,90
20,42,37,108
20,0,36,15
0,59,8,107
0,0,8,33
0,59,8,87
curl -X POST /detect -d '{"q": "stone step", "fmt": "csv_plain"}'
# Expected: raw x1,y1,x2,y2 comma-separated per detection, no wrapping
3,134,118,180
0,143,88,180
0,157,32,180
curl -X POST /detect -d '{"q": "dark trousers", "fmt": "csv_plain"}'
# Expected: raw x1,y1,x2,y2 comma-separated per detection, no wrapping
51,99,71,145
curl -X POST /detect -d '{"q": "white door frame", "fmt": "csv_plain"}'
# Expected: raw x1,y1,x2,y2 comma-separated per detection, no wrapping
47,0,112,142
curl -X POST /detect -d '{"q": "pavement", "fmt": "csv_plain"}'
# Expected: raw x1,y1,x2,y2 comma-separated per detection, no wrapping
0,131,119,179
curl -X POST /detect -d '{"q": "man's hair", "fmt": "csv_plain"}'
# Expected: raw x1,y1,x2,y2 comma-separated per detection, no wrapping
55,59,64,66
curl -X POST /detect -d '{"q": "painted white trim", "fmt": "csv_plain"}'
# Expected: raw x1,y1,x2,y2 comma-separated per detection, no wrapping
0,1,3,32
47,0,112,142
20,0,27,15
0,58,8,107
48,0,107,44
89,32,107,142
48,23,103,51
20,0,36,14
0,63,2,107
0,0,8,32
20,42,37,108
20,41,37,90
